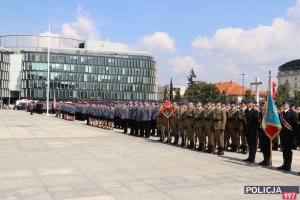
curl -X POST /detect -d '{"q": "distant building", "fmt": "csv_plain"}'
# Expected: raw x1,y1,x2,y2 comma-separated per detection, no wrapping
0,49,10,100
0,35,157,103
213,80,266,102
277,59,300,95
157,85,186,100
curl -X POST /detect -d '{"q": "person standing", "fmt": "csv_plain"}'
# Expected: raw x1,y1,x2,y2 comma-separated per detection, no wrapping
212,101,227,155
258,101,270,166
195,102,205,151
277,100,298,171
170,102,180,145
243,99,259,163
204,102,214,153
178,104,187,147
186,102,196,149
227,101,239,152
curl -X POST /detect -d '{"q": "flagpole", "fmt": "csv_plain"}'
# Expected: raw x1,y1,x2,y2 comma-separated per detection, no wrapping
268,70,273,169
46,24,51,116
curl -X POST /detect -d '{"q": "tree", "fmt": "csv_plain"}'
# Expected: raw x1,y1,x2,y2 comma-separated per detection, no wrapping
185,68,198,102
163,85,169,99
242,90,254,102
169,78,174,101
174,89,181,102
276,82,291,106
293,90,300,105
187,68,196,87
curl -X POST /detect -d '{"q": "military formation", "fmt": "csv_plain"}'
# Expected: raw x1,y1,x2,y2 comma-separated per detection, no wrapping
28,98,300,174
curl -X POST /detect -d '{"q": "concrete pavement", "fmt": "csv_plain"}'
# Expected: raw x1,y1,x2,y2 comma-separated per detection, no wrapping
0,110,299,200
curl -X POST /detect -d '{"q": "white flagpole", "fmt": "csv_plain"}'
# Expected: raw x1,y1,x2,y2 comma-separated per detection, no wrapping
46,24,51,116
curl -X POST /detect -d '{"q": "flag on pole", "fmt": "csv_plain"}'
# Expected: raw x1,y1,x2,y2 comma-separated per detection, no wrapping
262,72,282,140
162,94,173,118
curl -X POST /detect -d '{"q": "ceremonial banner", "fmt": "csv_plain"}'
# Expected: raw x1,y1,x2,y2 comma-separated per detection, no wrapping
162,96,173,118
262,74,282,140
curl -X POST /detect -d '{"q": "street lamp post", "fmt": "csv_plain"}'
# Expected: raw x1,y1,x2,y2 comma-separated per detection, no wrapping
240,73,246,97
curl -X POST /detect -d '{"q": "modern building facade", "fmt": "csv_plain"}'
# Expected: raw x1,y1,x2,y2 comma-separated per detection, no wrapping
0,35,157,102
277,59,300,95
0,49,10,100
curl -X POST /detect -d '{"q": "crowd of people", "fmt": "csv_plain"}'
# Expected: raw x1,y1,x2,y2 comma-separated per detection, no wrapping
28,99,300,174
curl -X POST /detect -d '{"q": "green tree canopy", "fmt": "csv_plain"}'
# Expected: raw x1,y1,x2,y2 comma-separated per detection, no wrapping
276,82,291,106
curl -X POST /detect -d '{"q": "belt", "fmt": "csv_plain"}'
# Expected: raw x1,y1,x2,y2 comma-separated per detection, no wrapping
213,119,221,122
195,118,202,121
228,119,234,121
186,116,193,119
204,118,211,121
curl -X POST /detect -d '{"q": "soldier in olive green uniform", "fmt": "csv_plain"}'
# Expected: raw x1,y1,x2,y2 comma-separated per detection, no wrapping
156,105,166,142
213,102,227,155
178,104,187,147
204,102,214,153
227,101,239,152
186,102,196,149
238,102,247,154
171,102,180,145
195,102,205,151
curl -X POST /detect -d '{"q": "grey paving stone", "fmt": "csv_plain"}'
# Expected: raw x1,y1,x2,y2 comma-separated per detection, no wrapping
0,110,299,200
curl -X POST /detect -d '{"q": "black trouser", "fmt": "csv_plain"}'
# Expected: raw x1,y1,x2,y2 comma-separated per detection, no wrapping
134,121,140,135
139,121,145,137
245,127,258,159
259,130,270,161
280,130,294,165
150,119,156,135
130,119,135,134
115,117,121,128
143,121,150,137
122,119,128,133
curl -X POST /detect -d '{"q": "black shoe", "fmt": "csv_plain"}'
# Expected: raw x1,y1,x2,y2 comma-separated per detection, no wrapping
259,160,269,166
197,145,204,151
217,149,224,156
243,157,251,162
277,164,286,170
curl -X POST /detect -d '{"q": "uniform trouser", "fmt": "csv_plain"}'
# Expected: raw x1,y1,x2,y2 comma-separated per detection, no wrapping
229,128,238,146
139,121,145,136
143,121,150,137
186,125,195,145
245,128,258,159
214,129,224,148
150,120,156,134
195,126,205,144
280,131,294,165
205,122,214,146
238,128,247,146
130,119,135,134
178,124,185,143
171,121,178,136
134,121,140,135
259,131,270,161
123,119,128,133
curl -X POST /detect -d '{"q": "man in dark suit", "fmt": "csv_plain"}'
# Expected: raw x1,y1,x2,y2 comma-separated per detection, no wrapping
258,101,270,166
277,100,298,172
243,99,259,163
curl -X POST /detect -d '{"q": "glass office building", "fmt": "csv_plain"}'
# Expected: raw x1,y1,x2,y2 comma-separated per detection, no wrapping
0,50,10,99
0,35,157,102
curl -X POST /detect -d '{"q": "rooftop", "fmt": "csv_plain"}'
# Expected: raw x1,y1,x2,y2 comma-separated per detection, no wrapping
278,59,300,72
0,35,153,57
214,80,266,96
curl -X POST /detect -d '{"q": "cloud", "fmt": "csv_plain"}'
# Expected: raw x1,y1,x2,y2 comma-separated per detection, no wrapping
167,56,202,74
191,0,300,86
60,6,100,40
138,32,176,54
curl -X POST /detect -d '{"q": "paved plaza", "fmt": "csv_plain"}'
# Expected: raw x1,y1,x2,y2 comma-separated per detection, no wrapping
0,110,299,200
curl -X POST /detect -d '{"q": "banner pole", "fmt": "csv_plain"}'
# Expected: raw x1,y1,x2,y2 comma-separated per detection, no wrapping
270,139,272,169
